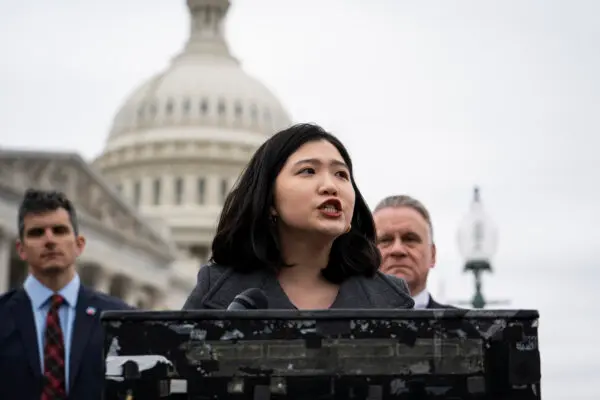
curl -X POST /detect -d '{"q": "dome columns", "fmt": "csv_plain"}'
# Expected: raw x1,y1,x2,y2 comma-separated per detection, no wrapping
78,263,167,309
104,169,234,210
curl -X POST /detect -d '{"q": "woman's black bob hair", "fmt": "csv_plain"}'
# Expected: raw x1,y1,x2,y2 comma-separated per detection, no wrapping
210,123,381,284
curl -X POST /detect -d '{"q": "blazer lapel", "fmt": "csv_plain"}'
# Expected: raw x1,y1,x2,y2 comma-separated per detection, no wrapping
69,286,96,391
427,297,437,309
427,296,444,309
331,276,373,309
201,269,292,309
201,270,379,309
10,289,42,378
259,275,294,309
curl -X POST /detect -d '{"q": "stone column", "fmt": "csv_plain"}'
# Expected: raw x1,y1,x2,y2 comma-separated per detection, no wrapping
208,174,220,205
136,290,152,310
121,177,133,203
163,174,175,205
124,283,139,307
0,235,11,294
184,174,196,205
147,290,163,310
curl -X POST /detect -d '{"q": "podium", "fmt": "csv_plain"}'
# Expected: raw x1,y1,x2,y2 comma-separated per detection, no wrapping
102,309,541,399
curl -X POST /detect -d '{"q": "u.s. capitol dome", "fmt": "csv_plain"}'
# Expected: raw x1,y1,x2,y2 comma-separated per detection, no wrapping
93,0,292,306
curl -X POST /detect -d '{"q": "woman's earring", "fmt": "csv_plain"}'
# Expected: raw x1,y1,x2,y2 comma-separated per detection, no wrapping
346,224,352,233
271,215,278,224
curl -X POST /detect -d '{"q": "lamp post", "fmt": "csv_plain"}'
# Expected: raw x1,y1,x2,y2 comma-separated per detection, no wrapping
456,186,502,309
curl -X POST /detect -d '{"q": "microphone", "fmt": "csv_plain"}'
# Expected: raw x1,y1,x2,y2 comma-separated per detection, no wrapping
226,288,269,310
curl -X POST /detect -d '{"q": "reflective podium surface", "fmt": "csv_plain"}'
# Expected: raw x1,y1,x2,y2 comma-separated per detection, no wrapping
102,309,541,399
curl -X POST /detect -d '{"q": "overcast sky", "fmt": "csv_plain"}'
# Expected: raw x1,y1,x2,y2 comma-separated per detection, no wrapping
1,0,599,397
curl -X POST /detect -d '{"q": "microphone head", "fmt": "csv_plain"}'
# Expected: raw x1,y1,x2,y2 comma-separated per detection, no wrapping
227,288,268,310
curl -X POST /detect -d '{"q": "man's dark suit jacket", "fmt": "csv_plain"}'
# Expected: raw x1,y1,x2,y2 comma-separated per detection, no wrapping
182,263,415,310
427,296,456,309
0,285,132,400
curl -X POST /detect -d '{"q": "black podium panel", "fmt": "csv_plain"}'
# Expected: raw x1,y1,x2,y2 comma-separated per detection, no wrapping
102,309,541,400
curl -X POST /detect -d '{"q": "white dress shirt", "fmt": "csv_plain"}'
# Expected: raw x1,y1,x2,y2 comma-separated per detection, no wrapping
24,273,80,391
412,289,430,309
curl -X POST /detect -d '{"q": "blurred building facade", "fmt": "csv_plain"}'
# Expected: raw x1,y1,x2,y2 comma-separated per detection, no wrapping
0,151,175,309
0,0,291,308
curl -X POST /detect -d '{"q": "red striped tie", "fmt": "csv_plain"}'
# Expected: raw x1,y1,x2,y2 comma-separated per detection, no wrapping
41,294,67,400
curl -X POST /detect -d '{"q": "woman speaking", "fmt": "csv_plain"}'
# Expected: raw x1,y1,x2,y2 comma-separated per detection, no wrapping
182,123,414,310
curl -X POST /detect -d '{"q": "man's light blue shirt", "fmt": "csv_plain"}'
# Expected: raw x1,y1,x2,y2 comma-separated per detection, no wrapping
23,273,80,392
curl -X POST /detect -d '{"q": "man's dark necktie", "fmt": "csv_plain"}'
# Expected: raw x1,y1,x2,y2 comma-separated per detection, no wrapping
42,294,67,400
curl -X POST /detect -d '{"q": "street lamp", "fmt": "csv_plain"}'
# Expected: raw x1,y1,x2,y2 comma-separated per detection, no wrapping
456,186,500,309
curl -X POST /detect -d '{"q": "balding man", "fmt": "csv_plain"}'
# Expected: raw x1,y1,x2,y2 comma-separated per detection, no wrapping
373,195,453,309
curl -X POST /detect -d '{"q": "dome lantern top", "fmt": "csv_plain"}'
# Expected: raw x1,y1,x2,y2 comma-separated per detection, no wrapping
174,0,236,64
